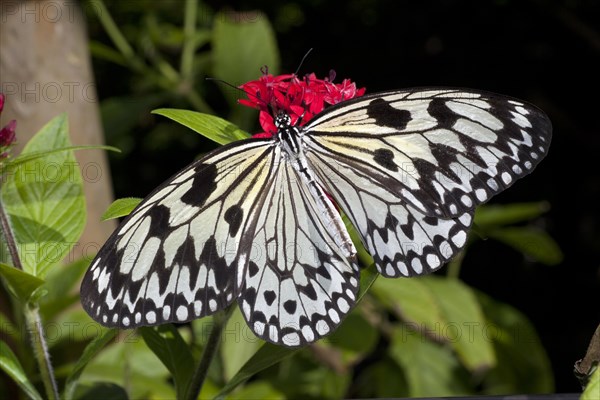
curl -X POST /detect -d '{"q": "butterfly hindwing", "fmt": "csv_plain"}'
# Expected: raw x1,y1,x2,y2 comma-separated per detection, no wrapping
303,88,552,219
80,139,276,328
306,146,473,277
239,150,360,346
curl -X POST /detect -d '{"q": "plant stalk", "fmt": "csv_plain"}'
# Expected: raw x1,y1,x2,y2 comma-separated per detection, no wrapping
0,199,23,270
180,0,198,81
184,306,234,400
25,306,60,400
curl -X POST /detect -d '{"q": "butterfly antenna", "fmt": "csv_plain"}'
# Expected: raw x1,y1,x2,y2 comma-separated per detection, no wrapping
294,48,314,76
205,77,268,108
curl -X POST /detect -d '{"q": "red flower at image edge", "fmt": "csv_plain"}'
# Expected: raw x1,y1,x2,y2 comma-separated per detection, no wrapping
0,93,17,159
239,70,366,137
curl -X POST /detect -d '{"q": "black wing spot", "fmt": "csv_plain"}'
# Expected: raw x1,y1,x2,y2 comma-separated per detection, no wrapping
146,204,171,237
283,300,297,314
367,98,412,130
373,148,398,172
264,290,276,306
248,261,259,278
224,204,244,236
181,163,217,207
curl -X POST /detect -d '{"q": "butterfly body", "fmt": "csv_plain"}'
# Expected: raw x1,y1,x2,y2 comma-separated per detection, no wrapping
81,88,551,347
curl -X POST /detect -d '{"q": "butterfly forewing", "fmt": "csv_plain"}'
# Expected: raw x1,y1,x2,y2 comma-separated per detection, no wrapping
81,139,276,328
303,88,552,219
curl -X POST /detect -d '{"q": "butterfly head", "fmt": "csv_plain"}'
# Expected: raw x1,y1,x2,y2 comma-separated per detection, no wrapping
274,112,292,130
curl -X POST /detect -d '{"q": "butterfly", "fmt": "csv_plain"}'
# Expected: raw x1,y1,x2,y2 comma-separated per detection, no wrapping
80,86,551,347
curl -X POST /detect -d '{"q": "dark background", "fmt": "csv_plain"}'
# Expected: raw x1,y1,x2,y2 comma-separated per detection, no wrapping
91,0,600,394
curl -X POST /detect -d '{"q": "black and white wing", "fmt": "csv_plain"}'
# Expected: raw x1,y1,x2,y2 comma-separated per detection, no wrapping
303,88,551,276
239,150,359,347
81,139,276,328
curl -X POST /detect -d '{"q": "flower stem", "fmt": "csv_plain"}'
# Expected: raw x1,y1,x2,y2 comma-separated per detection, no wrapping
89,0,147,72
180,0,198,81
25,306,59,400
184,306,234,400
0,199,23,270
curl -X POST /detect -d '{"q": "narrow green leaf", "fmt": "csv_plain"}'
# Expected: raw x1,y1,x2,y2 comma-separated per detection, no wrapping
64,329,118,400
0,340,43,400
478,292,554,394
1,113,86,277
152,108,250,145
488,226,563,265
0,262,45,303
582,367,600,400
3,145,120,173
215,264,379,399
101,197,142,220
139,325,195,400
474,202,550,228
389,326,472,397
420,277,496,373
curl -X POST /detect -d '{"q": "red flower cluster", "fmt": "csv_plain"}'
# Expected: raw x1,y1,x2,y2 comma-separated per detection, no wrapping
0,93,17,159
239,70,366,137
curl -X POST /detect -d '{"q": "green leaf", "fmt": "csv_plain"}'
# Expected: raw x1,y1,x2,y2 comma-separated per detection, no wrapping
474,202,550,228
101,197,142,220
139,325,195,400
215,263,379,399
582,366,600,400
0,340,43,400
478,292,554,394
0,311,19,342
232,381,285,400
152,108,250,145
215,343,296,399
212,10,279,92
353,359,409,398
326,312,378,361
212,10,280,129
372,276,444,332
79,332,175,399
420,277,496,373
373,275,495,373
487,226,563,265
72,382,128,400
221,307,262,381
40,257,92,319
64,328,118,400
1,114,86,277
389,326,472,397
0,262,45,303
